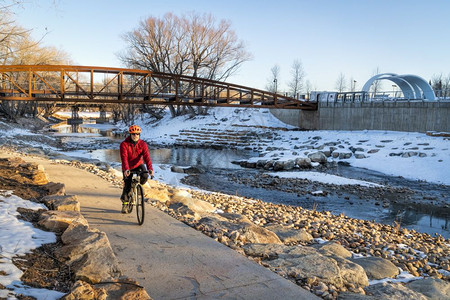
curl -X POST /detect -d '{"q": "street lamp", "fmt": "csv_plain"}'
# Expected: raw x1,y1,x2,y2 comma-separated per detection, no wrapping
392,85,397,98
273,78,278,94
353,80,357,91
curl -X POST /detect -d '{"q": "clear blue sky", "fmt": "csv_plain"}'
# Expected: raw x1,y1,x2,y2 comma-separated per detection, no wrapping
11,0,450,91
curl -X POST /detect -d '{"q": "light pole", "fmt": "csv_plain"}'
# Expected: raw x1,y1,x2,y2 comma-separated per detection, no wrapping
273,78,278,94
353,80,357,91
392,85,397,98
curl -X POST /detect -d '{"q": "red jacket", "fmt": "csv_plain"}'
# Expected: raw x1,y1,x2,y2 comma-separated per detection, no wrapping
120,136,153,171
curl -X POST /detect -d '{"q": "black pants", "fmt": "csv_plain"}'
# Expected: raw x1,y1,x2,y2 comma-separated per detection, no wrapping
122,164,149,197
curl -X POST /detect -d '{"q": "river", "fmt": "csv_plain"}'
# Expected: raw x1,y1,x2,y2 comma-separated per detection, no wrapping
50,121,450,238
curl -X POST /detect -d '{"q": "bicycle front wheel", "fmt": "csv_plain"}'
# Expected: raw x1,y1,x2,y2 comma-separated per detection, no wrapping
136,184,145,225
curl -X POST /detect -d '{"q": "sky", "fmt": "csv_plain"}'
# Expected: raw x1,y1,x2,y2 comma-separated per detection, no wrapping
9,0,450,92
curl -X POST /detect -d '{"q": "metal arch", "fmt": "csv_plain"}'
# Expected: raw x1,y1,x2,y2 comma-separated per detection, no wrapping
361,73,397,92
362,73,436,100
389,77,416,99
400,74,436,100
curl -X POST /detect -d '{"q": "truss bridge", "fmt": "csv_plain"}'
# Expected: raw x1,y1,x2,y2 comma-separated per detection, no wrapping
0,65,317,110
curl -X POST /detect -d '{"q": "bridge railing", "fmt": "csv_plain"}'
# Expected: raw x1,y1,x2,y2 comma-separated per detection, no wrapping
0,65,317,110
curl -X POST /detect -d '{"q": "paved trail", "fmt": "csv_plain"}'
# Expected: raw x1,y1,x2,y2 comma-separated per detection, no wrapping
4,153,318,299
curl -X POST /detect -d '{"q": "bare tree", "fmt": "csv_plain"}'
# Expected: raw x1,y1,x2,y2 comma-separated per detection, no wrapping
369,67,382,97
288,59,305,98
335,73,346,92
265,64,280,93
304,79,312,99
0,3,29,65
119,12,252,116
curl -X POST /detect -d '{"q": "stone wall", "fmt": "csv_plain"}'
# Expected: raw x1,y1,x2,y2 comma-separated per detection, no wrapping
270,100,450,133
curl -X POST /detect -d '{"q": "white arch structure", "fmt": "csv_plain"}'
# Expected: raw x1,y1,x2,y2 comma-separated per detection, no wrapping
362,73,436,100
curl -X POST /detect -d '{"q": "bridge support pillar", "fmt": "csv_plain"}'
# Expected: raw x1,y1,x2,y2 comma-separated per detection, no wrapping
96,105,109,124
67,106,83,125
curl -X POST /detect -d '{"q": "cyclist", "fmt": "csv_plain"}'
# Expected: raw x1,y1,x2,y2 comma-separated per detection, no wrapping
119,124,154,213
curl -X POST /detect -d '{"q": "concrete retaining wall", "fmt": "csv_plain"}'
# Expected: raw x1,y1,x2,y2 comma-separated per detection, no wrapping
270,100,450,133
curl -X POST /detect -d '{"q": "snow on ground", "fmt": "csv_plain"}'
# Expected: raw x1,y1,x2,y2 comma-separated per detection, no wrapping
127,107,450,186
0,191,65,300
267,171,383,187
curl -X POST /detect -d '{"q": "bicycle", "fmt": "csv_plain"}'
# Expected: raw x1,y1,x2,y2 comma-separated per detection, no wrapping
125,171,152,225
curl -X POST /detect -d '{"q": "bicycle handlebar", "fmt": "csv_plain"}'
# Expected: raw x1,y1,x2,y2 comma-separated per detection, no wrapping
129,170,154,179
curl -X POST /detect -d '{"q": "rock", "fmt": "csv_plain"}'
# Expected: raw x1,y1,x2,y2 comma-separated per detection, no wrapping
295,157,312,168
354,153,366,159
332,256,369,288
168,189,215,218
41,194,80,211
198,214,282,244
407,277,450,299
43,181,66,196
31,166,49,185
183,166,206,174
364,282,427,300
38,211,88,232
308,152,328,164
96,278,152,299
367,149,380,154
314,242,352,258
265,225,313,243
57,223,121,284
170,165,186,173
350,257,399,280
243,244,344,287
142,181,170,203
62,280,107,300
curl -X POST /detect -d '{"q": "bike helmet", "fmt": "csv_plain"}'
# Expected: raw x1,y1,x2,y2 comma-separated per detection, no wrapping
128,125,142,134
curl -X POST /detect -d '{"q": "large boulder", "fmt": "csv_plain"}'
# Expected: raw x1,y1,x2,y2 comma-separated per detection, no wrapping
168,189,215,219
38,211,88,232
364,282,427,300
243,244,343,287
295,157,312,168
61,280,107,300
43,182,66,196
406,277,450,300
41,195,80,211
264,224,313,243
57,222,121,284
308,151,328,164
142,181,170,203
350,257,399,280
314,241,352,258
31,164,49,185
198,214,282,244
332,256,369,288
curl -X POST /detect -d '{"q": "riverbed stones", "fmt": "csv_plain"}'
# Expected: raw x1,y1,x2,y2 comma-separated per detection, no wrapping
350,257,399,280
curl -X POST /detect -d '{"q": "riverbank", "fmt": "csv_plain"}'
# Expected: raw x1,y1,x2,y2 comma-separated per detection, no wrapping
2,146,449,299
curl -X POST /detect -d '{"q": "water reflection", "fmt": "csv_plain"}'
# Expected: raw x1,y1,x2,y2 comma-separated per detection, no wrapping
90,147,252,169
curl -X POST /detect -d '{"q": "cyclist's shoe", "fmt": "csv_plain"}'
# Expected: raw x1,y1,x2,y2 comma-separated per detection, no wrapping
120,193,128,202
121,203,128,214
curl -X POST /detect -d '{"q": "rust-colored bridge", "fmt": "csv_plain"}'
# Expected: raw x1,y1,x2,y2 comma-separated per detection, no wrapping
0,65,317,110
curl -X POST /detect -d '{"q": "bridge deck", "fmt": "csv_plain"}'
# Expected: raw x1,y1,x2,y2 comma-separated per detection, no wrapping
0,65,317,110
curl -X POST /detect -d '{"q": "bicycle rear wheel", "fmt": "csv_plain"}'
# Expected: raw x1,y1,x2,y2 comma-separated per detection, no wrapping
136,184,145,225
